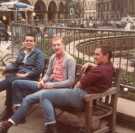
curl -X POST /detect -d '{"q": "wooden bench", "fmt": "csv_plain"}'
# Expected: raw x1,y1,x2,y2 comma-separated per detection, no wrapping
28,60,120,133
56,65,121,133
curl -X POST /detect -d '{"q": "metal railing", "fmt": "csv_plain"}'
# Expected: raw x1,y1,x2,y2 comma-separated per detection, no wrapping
31,18,96,28
10,23,135,100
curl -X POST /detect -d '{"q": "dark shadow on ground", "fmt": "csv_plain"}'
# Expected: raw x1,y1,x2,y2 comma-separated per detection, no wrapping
57,122,86,133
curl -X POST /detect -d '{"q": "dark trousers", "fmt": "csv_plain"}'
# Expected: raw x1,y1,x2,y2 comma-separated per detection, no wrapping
0,73,30,110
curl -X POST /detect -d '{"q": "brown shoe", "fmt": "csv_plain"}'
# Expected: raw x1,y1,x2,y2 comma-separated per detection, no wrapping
44,123,57,133
0,121,12,133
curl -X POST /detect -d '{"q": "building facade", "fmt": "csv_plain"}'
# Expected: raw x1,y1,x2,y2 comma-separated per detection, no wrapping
31,0,66,22
0,0,96,25
96,0,135,23
0,0,67,25
83,0,96,20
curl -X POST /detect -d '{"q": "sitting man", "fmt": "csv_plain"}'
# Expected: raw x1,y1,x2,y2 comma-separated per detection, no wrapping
0,33,45,120
0,46,113,133
11,36,76,111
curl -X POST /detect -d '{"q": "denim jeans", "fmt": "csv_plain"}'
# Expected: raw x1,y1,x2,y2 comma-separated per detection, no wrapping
10,88,87,125
12,79,60,106
12,80,39,105
0,73,29,109
0,78,12,108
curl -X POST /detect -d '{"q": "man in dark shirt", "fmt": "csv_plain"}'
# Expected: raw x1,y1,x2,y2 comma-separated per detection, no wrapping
79,62,113,93
0,33,45,120
0,46,113,133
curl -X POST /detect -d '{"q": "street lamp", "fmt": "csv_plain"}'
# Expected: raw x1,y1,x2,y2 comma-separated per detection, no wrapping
2,16,7,21
32,12,36,17
32,12,36,23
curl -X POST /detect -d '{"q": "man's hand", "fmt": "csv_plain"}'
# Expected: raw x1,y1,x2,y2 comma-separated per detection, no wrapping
37,80,45,89
74,81,81,88
81,62,96,72
16,73,29,78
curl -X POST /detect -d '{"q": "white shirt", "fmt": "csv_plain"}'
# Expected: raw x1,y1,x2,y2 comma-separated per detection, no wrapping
22,50,31,64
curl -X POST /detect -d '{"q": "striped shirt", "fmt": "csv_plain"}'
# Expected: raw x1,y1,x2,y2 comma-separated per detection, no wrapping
52,56,64,81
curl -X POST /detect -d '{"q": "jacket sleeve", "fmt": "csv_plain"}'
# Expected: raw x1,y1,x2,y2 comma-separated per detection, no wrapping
51,57,76,88
27,51,45,78
15,51,24,66
80,67,102,89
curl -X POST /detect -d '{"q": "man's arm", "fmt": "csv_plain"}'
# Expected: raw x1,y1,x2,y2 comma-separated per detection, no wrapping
81,62,97,73
25,51,45,79
16,73,29,78
74,81,81,88
44,58,76,88
14,50,24,65
79,67,102,90
3,51,22,74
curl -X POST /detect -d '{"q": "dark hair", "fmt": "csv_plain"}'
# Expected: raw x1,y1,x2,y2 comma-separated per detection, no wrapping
98,46,112,61
24,33,36,41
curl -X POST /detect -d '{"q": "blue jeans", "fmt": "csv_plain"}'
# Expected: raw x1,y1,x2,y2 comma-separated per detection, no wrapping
10,88,87,125
12,80,39,105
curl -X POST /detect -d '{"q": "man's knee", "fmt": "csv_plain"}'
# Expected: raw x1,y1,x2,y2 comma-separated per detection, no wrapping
12,80,23,89
22,95,36,106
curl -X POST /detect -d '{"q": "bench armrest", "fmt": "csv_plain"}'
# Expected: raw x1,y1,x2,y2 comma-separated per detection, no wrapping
83,87,119,102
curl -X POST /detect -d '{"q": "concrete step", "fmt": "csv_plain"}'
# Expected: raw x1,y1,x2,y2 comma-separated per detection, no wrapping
117,98,135,129
117,97,135,119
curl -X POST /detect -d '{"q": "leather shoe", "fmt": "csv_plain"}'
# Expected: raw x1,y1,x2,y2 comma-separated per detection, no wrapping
44,123,57,133
0,121,12,133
